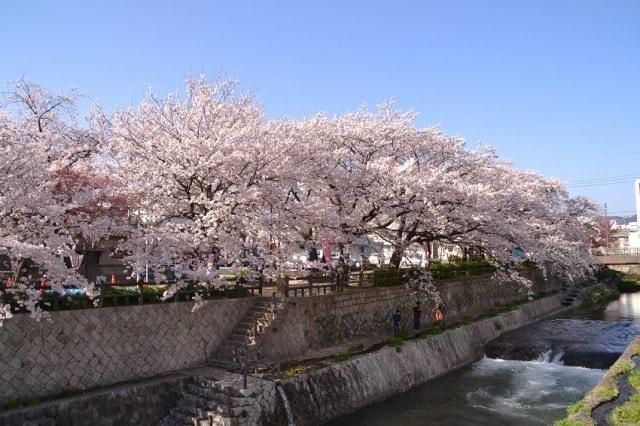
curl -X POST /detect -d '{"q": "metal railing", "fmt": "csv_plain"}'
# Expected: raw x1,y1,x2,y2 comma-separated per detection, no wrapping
591,247,640,256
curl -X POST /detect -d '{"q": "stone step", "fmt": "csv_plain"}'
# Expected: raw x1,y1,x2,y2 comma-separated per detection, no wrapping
226,333,254,344
208,359,240,371
168,407,202,424
192,378,245,397
248,307,274,316
176,400,207,418
236,318,270,329
185,386,229,407
183,391,226,411
184,387,249,409
159,415,193,426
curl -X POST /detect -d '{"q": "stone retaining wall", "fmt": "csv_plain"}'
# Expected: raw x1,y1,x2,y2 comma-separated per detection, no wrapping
280,294,565,425
0,373,191,426
259,269,563,361
0,298,255,406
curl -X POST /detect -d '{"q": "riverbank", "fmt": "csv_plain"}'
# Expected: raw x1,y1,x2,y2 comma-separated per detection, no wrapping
0,282,606,425
556,337,640,426
278,291,573,425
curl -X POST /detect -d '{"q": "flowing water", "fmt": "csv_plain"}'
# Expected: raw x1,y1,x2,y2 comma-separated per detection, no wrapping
330,291,640,426
277,384,296,426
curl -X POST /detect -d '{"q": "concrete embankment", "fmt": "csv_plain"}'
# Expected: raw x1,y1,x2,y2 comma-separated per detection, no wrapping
0,281,606,425
556,336,640,426
280,293,567,425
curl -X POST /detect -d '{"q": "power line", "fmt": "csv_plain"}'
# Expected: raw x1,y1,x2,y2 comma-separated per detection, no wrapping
569,179,637,189
511,151,640,161
568,173,640,184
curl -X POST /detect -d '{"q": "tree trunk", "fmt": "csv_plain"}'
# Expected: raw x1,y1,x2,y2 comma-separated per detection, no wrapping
390,248,402,269
308,246,318,262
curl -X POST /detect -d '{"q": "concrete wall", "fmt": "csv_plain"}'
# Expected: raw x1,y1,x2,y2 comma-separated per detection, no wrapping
280,294,565,425
0,298,255,406
259,270,563,361
608,264,640,276
592,255,640,265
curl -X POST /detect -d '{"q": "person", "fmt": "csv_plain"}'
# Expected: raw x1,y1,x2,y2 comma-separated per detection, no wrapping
433,303,445,325
392,308,401,334
413,301,422,330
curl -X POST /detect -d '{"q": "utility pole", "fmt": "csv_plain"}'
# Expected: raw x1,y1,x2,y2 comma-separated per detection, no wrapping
605,203,609,251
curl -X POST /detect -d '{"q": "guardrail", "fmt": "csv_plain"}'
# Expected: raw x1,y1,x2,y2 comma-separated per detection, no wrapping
0,264,514,314
591,248,640,256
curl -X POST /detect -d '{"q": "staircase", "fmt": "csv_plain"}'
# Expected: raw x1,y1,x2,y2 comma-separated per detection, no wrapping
160,377,249,426
561,287,581,306
209,297,278,370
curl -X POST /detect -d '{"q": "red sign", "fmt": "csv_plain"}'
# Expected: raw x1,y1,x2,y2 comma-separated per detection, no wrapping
321,236,332,263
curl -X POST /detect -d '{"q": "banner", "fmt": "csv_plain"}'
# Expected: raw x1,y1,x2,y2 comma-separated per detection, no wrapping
321,236,332,264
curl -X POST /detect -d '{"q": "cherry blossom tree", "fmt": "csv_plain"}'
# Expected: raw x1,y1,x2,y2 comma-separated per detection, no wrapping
285,101,596,289
0,79,108,322
94,77,303,295
1,75,598,322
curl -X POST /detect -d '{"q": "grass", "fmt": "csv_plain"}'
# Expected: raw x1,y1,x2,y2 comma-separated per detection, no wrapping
334,343,367,362
596,384,619,401
486,307,498,317
387,330,411,352
494,322,503,331
426,324,444,335
610,368,640,425
282,366,309,379
554,420,588,426
611,402,640,425
611,360,635,376
1,388,84,411
334,352,350,362
629,370,640,390
566,398,586,415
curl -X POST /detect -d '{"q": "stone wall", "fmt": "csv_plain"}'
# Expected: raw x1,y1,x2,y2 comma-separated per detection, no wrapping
0,373,191,426
608,264,640,276
0,298,255,406
280,294,565,425
259,269,563,362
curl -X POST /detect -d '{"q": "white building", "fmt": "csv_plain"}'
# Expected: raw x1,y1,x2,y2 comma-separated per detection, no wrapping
628,178,640,249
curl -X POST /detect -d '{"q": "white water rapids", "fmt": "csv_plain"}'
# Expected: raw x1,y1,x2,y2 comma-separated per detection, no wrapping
330,356,604,426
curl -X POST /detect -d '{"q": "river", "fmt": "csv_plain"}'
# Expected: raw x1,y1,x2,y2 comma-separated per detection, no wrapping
329,291,640,426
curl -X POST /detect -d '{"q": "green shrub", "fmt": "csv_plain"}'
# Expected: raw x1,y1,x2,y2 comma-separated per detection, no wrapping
373,268,406,287
619,277,640,293
494,322,503,331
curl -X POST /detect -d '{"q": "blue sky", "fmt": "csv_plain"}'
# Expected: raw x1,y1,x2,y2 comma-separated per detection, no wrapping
2,1,639,215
